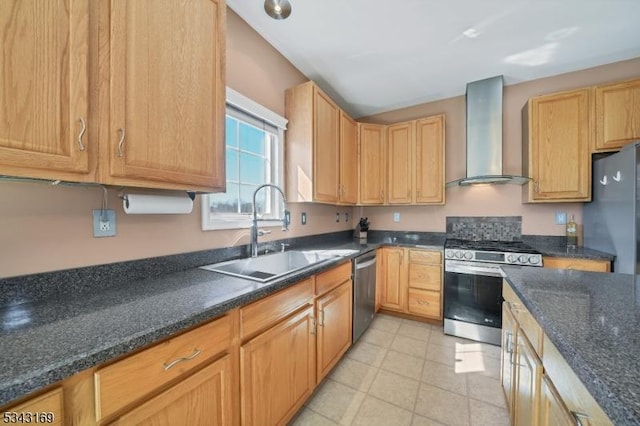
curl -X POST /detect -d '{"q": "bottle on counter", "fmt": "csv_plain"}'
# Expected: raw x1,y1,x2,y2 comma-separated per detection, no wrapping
566,214,578,249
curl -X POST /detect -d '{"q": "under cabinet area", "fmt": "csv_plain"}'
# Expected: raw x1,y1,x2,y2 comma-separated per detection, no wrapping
0,0,227,192
502,280,613,426
377,247,443,320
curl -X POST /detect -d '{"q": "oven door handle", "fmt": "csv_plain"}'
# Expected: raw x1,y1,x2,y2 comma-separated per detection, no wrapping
445,261,503,277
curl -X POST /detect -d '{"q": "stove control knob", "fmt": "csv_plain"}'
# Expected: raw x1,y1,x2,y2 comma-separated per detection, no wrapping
528,256,541,265
454,251,463,259
463,251,473,260
507,254,517,263
518,255,528,264
445,250,454,259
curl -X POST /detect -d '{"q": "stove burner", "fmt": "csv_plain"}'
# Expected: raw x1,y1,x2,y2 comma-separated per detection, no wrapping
444,239,542,266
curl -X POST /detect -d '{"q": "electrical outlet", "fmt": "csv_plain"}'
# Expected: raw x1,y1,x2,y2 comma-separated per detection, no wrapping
393,212,401,223
93,209,116,237
344,212,349,222
336,212,340,222
301,212,307,225
555,211,567,225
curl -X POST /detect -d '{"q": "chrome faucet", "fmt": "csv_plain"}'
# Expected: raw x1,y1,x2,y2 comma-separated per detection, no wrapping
251,184,289,257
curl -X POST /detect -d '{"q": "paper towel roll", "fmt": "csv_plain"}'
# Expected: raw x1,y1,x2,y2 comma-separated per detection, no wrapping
123,193,194,214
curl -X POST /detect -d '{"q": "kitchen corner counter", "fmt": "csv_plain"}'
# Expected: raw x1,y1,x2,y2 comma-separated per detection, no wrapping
501,266,640,425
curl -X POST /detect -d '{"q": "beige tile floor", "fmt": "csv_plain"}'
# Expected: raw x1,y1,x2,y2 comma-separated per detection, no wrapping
290,314,510,426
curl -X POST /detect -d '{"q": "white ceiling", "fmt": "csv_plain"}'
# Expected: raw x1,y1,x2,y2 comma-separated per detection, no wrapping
227,0,640,118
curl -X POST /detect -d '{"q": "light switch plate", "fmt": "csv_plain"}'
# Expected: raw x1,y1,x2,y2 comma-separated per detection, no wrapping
393,212,401,223
555,211,567,225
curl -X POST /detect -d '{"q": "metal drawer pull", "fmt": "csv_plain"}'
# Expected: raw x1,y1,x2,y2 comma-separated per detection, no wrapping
163,348,201,371
571,411,589,426
417,300,430,305
77,117,87,151
117,128,126,157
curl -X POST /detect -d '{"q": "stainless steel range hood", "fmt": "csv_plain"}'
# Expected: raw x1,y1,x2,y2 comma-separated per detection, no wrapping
446,75,530,187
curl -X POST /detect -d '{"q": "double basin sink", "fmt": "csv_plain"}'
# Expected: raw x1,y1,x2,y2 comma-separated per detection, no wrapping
200,249,359,283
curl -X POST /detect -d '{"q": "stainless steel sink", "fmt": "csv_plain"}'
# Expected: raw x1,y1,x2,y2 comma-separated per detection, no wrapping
200,250,349,282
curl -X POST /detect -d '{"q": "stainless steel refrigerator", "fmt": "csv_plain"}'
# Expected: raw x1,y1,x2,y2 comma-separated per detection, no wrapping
584,142,640,274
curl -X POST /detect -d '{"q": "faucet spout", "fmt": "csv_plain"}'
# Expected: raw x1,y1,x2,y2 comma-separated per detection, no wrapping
250,184,289,257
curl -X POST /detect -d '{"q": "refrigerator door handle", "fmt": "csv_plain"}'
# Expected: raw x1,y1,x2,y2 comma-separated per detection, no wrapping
600,175,608,185
613,171,622,182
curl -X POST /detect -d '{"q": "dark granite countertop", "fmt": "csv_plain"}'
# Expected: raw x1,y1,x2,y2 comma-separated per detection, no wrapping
522,236,615,261
502,266,640,425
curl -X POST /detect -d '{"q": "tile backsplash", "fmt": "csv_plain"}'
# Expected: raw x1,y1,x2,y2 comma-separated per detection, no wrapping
446,216,522,241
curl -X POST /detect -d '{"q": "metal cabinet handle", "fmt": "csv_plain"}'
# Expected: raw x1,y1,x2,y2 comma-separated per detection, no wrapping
117,128,126,157
505,331,514,354
319,309,325,326
163,348,201,371
533,181,540,193
311,317,317,334
77,117,87,151
417,300,430,305
571,411,589,426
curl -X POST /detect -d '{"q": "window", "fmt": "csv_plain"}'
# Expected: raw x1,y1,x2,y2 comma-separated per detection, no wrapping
201,88,287,230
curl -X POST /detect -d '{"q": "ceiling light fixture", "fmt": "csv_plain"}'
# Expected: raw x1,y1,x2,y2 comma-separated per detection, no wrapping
264,0,292,20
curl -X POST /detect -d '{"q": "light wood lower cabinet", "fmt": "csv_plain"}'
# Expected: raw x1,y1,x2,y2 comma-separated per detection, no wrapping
1,388,63,426
240,305,316,426
110,355,232,426
378,247,443,320
316,280,352,382
502,280,613,426
542,256,611,272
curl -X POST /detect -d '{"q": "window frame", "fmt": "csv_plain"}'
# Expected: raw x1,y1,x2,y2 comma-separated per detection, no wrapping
201,88,288,231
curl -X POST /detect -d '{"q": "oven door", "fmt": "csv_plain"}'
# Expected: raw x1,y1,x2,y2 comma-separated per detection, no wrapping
444,260,503,329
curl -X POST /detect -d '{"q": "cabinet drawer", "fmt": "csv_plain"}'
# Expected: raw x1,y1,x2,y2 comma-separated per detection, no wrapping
503,283,542,354
95,315,231,421
542,335,612,425
408,263,441,291
542,257,610,272
409,249,441,264
316,261,351,296
4,388,63,426
241,278,314,340
407,289,441,318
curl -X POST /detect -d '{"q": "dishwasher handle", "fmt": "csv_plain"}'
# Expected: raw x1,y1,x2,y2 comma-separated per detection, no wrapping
355,256,376,270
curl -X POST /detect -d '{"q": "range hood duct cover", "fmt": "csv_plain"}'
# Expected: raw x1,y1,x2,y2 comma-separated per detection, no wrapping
446,75,530,187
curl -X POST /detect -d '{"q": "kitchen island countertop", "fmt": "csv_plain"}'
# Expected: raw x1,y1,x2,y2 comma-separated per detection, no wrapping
502,265,640,425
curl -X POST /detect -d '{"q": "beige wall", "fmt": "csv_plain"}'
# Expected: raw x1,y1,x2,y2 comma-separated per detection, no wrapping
358,57,640,235
0,10,352,278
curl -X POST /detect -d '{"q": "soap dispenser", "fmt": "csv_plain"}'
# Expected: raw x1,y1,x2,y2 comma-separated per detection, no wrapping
566,214,578,249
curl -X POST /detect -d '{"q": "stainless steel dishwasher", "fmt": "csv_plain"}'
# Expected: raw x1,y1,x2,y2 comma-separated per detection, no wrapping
352,250,377,342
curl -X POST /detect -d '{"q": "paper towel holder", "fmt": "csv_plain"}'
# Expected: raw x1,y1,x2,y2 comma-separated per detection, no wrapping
119,191,196,214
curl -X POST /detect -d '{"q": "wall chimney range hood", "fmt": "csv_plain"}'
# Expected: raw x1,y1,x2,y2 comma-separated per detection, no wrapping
446,75,530,187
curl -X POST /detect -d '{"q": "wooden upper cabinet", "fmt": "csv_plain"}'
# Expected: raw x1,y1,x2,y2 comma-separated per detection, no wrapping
0,0,90,180
107,0,226,191
387,122,413,204
358,123,386,204
414,114,445,204
594,78,640,152
523,88,591,202
313,90,340,203
339,112,358,204
285,81,341,203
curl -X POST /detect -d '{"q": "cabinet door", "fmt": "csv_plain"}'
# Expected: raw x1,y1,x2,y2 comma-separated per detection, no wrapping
339,111,358,204
109,0,225,191
111,356,233,426
380,248,406,311
526,89,591,201
501,303,517,422
4,388,63,426
387,122,413,204
358,123,386,204
313,89,340,203
595,79,640,152
316,280,353,381
539,373,574,426
414,115,445,204
241,306,316,426
514,332,542,426
0,0,89,179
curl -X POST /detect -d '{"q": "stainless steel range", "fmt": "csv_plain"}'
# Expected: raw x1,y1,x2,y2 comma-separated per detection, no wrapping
443,239,543,345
